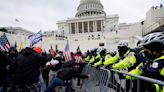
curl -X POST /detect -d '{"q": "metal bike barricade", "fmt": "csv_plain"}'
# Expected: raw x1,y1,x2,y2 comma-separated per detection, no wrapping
109,69,164,92
81,64,111,92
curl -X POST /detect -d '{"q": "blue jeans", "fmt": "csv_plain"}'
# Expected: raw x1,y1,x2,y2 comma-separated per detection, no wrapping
44,77,72,92
65,80,72,92
39,74,46,92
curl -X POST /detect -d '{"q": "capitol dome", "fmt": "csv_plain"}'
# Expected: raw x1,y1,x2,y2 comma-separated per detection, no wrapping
76,0,106,17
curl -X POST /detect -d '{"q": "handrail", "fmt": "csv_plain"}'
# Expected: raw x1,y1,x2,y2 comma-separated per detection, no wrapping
82,65,164,92
109,68,164,86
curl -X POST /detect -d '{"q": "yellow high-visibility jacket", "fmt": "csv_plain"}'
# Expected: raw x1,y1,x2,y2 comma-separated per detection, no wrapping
84,55,90,62
94,53,112,67
112,52,136,69
103,50,130,67
126,55,164,80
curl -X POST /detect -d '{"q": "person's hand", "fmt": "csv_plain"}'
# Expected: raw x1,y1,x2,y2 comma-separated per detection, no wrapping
46,59,59,67
106,65,113,70
50,59,59,65
46,62,52,67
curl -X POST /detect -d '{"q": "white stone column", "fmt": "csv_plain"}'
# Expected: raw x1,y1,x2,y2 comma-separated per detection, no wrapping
88,21,90,32
82,22,84,33
92,21,94,32
75,22,77,34
68,23,70,34
102,20,104,31
95,20,97,32
70,23,72,34
77,22,79,33
101,20,103,31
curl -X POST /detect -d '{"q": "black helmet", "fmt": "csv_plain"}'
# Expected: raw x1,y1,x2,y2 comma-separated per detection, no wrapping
97,48,106,56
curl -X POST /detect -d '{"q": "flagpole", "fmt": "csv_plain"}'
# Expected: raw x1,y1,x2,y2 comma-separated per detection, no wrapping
41,30,43,49
25,36,27,47
67,39,69,51
15,18,20,27
64,39,69,52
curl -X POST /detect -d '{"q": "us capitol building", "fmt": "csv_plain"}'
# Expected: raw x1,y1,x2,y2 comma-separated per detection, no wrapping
0,0,164,52
55,0,164,51
57,0,118,34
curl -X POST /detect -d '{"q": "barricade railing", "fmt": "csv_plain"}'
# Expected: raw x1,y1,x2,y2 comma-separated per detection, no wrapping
109,69,164,92
81,64,164,92
81,64,111,92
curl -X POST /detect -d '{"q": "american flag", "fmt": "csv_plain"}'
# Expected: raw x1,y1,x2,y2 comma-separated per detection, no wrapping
0,33,11,51
64,41,72,62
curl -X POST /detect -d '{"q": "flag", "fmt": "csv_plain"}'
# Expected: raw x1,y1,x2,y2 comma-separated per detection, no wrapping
28,31,42,47
18,41,23,52
14,40,17,49
50,44,53,50
64,41,72,62
0,45,6,51
15,19,19,22
76,46,81,52
0,33,10,51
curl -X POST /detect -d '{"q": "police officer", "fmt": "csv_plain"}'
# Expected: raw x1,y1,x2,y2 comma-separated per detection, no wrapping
103,41,133,92
83,50,91,62
103,41,134,67
111,44,145,92
126,32,164,92
88,48,98,64
111,41,144,71
94,49,111,67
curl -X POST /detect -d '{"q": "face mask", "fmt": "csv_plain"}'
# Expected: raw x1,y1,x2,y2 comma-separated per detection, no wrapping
144,51,156,60
118,46,128,55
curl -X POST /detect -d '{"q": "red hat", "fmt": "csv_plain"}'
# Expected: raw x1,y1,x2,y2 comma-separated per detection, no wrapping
34,47,42,55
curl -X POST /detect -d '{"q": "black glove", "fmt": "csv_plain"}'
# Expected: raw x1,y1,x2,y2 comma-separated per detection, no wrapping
96,66,101,70
106,65,113,70
142,60,151,71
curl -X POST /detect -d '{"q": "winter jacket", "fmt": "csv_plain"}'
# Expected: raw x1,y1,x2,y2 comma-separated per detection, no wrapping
57,56,86,81
11,47,47,84
0,51,9,86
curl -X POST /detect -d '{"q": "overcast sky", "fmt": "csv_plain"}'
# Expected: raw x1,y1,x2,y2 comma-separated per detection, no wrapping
0,0,163,33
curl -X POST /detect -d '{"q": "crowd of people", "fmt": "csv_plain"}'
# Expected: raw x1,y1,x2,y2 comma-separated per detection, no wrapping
0,31,164,92
0,45,88,92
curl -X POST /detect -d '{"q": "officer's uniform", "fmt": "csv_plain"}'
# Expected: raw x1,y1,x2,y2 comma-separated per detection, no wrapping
126,32,164,92
103,49,132,67
94,51,112,67
112,50,145,71
126,55,164,92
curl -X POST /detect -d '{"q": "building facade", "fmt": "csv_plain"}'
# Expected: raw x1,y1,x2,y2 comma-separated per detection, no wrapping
56,0,164,52
0,26,34,36
1,0,164,52
56,0,142,51
143,6,164,34
57,0,119,35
